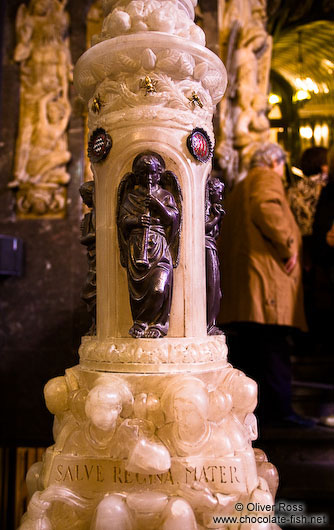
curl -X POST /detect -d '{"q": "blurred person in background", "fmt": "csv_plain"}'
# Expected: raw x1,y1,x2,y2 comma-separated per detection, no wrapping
288,146,328,240
311,146,334,335
288,147,328,338
311,148,334,418
218,142,315,428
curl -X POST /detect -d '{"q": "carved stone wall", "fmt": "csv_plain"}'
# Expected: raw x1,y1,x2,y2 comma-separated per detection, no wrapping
216,0,272,184
9,0,73,218
0,0,89,445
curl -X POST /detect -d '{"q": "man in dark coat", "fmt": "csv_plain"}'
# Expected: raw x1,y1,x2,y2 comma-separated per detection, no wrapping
219,143,314,427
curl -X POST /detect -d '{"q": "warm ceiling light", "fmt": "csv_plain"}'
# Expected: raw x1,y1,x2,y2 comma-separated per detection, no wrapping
293,89,311,102
321,59,334,74
322,124,329,145
293,30,324,102
268,93,282,105
294,77,318,93
299,125,313,139
294,77,328,97
314,124,322,145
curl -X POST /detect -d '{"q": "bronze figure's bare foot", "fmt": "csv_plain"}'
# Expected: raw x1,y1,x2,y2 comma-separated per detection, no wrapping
129,323,146,338
144,327,164,338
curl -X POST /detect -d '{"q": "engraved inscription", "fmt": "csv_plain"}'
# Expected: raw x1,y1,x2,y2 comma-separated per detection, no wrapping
56,464,105,483
185,465,241,485
48,454,247,495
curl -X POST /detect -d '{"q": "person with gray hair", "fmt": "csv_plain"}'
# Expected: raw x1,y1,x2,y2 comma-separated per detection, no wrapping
218,142,315,428
249,142,286,169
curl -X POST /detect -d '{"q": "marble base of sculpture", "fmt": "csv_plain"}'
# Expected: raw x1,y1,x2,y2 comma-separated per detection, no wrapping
20,335,279,530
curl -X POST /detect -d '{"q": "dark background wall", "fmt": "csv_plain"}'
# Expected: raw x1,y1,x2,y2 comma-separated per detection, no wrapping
0,0,92,446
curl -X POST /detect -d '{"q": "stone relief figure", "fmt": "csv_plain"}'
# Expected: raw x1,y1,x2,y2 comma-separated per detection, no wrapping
232,28,270,182
216,0,271,184
117,151,182,339
79,180,96,335
48,375,171,475
157,376,250,458
205,174,225,336
11,0,72,217
84,381,170,474
218,365,258,434
254,448,279,500
157,376,259,528
92,0,205,46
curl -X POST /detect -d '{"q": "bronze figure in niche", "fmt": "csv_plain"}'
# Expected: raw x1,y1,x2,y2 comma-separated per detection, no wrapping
205,175,225,335
117,152,182,339
80,180,96,335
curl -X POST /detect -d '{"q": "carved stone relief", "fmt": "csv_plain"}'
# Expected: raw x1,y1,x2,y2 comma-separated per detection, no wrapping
19,365,278,530
79,335,228,367
83,44,224,135
216,0,272,184
10,0,72,218
74,0,227,138
92,0,205,46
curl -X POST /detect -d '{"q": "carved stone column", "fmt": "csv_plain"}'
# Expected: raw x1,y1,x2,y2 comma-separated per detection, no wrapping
18,2,279,529
75,1,226,341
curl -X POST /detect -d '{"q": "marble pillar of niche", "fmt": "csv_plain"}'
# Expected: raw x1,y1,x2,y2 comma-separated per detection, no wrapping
216,0,272,185
74,0,227,341
10,0,72,218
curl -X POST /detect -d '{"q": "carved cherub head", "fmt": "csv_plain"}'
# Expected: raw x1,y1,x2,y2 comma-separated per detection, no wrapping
161,377,209,442
31,0,52,16
207,176,224,205
85,385,122,431
79,180,95,209
85,377,133,432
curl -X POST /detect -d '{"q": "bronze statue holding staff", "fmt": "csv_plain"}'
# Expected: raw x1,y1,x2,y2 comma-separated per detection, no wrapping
79,180,96,335
117,152,182,339
205,174,225,335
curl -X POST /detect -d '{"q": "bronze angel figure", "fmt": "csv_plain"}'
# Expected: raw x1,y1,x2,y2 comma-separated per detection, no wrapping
205,174,225,335
117,151,182,339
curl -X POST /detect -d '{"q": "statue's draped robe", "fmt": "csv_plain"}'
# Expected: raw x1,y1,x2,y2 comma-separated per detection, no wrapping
80,211,96,321
119,185,179,334
205,210,222,332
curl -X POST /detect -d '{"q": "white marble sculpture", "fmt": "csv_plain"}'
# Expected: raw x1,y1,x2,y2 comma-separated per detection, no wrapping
216,0,272,184
19,1,279,528
10,0,72,217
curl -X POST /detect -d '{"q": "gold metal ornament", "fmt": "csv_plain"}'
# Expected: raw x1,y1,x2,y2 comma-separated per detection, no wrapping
140,76,158,95
188,91,204,108
91,94,104,114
